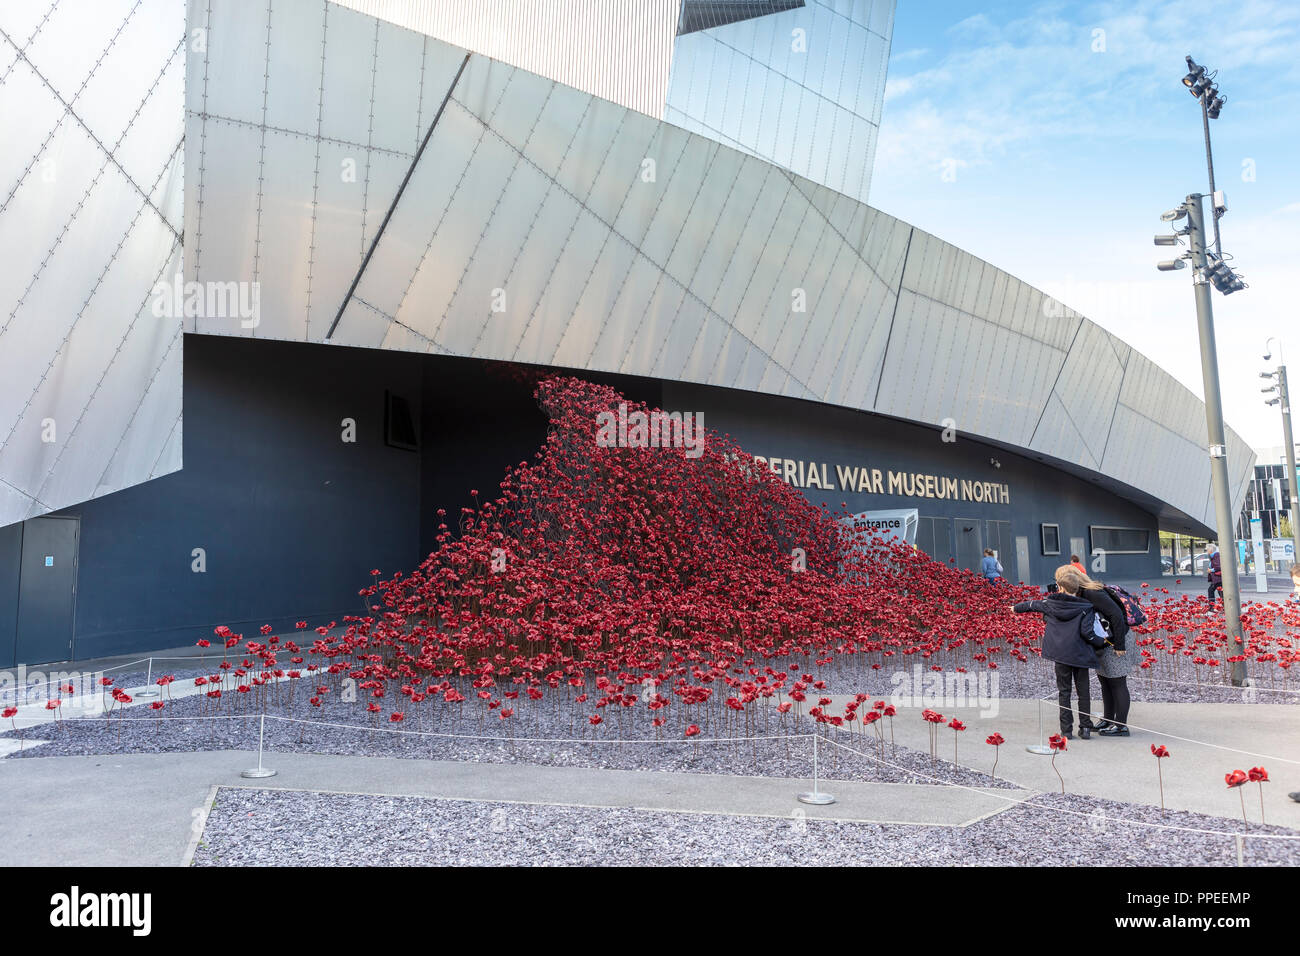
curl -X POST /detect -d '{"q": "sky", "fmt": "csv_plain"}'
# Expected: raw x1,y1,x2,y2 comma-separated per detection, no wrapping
872,0,1300,460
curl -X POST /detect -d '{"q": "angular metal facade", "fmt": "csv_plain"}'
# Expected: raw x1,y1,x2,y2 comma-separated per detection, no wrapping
665,0,894,204
1,0,1254,538
0,0,185,527
332,0,681,120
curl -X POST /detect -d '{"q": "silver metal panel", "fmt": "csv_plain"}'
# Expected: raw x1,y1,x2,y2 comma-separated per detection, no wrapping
251,131,320,340
199,0,270,123
263,0,328,134
550,230,639,368
443,157,552,358
334,0,680,119
185,117,262,336
586,255,667,371
511,207,607,362
708,165,791,320
663,147,745,292
351,101,483,322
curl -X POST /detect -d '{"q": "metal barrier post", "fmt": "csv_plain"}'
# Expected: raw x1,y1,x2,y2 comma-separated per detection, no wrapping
797,733,835,805
1026,696,1053,755
241,713,277,778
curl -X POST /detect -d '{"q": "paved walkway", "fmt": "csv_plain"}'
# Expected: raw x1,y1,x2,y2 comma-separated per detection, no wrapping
0,751,1028,866
830,696,1300,822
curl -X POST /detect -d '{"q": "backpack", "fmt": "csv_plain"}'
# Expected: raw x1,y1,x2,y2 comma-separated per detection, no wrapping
1103,585,1147,627
1078,607,1108,647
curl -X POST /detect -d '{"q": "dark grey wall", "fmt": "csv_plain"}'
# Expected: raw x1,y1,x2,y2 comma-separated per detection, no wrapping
664,381,1162,585
0,523,20,668
29,335,424,661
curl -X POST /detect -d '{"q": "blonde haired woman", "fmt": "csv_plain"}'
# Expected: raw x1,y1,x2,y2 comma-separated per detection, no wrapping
1071,570,1133,736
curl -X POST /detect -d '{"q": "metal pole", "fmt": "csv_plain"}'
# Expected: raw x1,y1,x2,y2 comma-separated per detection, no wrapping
797,732,835,805
1186,194,1246,685
1198,97,1222,256
1027,696,1053,754
136,657,159,700
241,713,277,778
1276,365,1300,572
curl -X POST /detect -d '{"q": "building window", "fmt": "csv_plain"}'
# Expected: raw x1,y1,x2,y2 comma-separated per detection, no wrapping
384,391,418,451
1089,526,1151,554
1041,523,1060,555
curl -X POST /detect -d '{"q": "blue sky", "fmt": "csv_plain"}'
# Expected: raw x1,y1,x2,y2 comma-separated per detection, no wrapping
872,0,1300,457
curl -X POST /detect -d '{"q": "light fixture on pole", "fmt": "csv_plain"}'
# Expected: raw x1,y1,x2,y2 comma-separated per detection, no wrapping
1154,55,1248,684
1262,338,1300,571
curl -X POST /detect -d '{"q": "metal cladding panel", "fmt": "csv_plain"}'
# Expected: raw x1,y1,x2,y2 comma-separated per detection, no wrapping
664,0,893,204
173,0,1251,535
333,0,680,119
0,0,184,526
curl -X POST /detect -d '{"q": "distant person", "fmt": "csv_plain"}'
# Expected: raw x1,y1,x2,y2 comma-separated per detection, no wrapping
980,548,1004,583
1074,570,1133,737
1288,564,1300,605
1207,544,1223,603
1010,565,1107,739
1070,554,1087,575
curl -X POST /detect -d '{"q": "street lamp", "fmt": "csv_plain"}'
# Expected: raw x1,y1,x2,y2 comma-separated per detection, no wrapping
1261,338,1300,573
1156,55,1247,685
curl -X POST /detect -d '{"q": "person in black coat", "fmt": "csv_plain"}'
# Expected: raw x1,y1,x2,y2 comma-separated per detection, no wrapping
1011,565,1107,738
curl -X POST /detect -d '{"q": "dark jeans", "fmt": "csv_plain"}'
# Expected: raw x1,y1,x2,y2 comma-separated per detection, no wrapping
1054,663,1094,734
1207,581,1222,602
1098,675,1130,727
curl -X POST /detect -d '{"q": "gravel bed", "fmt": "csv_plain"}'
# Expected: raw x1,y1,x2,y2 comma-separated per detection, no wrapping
1,682,1018,790
190,787,1300,867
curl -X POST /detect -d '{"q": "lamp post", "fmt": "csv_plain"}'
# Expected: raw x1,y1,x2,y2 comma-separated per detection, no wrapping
1261,338,1300,572
1157,55,1248,685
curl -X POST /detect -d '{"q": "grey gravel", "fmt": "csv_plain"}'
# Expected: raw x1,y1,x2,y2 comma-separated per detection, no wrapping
190,786,1300,867
1,686,1020,790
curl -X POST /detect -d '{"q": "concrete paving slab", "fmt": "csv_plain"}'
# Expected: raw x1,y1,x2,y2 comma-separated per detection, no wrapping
822,696,1300,823
0,750,1029,867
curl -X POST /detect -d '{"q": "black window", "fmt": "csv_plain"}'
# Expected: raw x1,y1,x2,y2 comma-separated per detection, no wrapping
384,391,418,451
1041,523,1060,555
1089,526,1151,554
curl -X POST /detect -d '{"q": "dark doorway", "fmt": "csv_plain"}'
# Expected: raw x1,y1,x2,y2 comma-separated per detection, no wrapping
15,516,79,665
956,518,983,572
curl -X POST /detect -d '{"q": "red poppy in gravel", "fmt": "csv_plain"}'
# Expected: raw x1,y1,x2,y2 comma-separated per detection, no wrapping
150,701,165,711
986,732,1004,778
309,696,321,707
589,714,602,726
390,712,404,722
1248,767,1270,824
1149,745,1170,809
685,724,700,737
